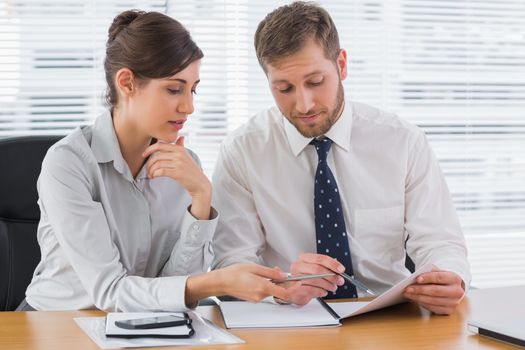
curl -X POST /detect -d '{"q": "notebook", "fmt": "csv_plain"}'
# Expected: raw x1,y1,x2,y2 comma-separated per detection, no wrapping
468,317,525,348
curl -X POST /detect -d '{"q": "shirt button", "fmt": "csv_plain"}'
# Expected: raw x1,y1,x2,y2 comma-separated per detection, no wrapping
193,224,200,232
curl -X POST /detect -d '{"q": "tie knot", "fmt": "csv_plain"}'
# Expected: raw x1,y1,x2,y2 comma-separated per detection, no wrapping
310,137,333,162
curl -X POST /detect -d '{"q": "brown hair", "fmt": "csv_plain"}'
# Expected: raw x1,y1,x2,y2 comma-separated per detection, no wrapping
104,10,203,108
254,1,340,72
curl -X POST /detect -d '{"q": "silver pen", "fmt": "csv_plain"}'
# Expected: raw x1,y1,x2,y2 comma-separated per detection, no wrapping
336,271,376,296
271,273,336,283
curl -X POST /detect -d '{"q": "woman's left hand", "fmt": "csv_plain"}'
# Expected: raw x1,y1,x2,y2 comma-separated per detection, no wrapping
143,137,212,219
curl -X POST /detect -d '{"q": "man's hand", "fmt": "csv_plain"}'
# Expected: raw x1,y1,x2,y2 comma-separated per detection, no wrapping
283,253,346,305
403,267,465,315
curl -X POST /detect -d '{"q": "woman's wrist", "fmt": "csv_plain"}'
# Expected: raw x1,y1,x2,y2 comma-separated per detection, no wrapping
188,180,212,219
185,270,224,306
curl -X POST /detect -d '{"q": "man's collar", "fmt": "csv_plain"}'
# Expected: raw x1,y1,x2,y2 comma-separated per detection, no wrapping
284,102,353,157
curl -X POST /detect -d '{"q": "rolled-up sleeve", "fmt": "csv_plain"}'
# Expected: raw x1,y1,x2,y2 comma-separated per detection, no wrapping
160,207,218,277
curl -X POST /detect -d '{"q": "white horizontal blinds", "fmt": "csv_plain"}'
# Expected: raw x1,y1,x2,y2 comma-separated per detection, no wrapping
387,0,525,288
172,2,283,174
168,2,230,175
0,1,168,136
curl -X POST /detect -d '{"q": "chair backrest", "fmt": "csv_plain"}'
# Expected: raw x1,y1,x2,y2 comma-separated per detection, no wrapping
0,135,62,311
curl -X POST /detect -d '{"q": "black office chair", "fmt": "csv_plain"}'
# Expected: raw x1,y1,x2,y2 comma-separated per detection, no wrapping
0,135,62,311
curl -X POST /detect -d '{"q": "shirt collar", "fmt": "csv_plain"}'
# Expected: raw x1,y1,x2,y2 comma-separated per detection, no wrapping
91,110,132,179
284,102,353,157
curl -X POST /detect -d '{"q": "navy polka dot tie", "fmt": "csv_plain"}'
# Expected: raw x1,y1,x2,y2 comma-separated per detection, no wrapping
311,138,357,299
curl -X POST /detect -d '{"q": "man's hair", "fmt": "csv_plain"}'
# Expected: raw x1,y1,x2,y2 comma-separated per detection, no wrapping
254,1,340,72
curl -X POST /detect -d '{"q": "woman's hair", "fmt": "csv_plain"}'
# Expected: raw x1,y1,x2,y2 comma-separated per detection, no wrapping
254,1,339,73
104,10,203,109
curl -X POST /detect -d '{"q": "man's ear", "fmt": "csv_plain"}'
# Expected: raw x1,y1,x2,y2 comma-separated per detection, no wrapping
336,49,348,81
115,68,135,97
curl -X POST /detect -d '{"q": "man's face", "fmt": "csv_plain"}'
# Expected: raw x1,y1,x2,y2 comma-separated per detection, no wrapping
265,39,347,138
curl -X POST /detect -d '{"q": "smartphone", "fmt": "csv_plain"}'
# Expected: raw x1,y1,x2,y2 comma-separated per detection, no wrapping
115,314,189,330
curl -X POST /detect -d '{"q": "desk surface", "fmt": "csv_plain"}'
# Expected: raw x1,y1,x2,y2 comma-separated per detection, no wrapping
1,285,523,350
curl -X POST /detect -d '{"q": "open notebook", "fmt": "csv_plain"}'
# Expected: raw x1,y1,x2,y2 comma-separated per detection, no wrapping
219,263,434,328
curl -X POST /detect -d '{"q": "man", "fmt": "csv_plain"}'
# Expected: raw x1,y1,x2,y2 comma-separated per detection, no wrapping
212,1,470,315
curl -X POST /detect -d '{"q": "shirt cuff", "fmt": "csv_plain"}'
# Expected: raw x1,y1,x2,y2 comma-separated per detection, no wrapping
179,206,219,247
157,275,193,311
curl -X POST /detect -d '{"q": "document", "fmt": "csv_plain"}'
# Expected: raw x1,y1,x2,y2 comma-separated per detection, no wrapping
329,262,434,318
219,262,434,328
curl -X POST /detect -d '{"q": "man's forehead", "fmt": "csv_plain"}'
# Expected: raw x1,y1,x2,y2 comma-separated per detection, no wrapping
268,67,326,84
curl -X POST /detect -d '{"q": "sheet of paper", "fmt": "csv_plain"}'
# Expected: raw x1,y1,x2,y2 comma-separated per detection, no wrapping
74,309,244,349
328,262,434,319
218,297,340,328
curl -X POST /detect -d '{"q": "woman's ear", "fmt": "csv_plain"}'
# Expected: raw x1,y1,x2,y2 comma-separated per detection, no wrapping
115,68,135,98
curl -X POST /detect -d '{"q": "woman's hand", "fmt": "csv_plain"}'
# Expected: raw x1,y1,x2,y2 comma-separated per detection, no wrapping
143,137,212,219
185,264,299,305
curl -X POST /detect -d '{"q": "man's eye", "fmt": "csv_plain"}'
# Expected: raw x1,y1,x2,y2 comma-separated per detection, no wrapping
279,87,292,93
309,80,323,86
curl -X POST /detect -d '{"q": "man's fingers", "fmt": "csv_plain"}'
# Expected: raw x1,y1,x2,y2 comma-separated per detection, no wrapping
404,292,459,307
299,277,338,292
294,253,345,273
405,284,460,298
416,271,462,285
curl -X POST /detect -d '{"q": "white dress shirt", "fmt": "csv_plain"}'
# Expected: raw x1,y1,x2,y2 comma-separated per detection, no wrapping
26,111,217,311
212,101,470,295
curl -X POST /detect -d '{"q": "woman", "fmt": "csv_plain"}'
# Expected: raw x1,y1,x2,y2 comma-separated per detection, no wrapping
19,10,291,311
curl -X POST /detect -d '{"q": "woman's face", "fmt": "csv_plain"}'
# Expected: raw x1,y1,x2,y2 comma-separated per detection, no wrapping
129,59,201,143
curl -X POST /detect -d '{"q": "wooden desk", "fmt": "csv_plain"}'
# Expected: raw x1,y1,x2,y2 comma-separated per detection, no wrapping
1,286,523,350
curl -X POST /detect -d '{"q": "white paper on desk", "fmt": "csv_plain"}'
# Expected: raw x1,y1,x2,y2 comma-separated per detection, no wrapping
74,309,244,349
328,262,435,319
219,297,340,328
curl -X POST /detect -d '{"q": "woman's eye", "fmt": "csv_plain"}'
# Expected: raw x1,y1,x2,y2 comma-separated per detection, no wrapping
167,88,181,94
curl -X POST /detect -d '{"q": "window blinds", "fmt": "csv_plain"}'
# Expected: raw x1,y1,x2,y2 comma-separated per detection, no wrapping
1,0,524,288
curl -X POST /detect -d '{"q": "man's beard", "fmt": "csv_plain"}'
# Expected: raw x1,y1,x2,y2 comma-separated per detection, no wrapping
287,82,345,138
